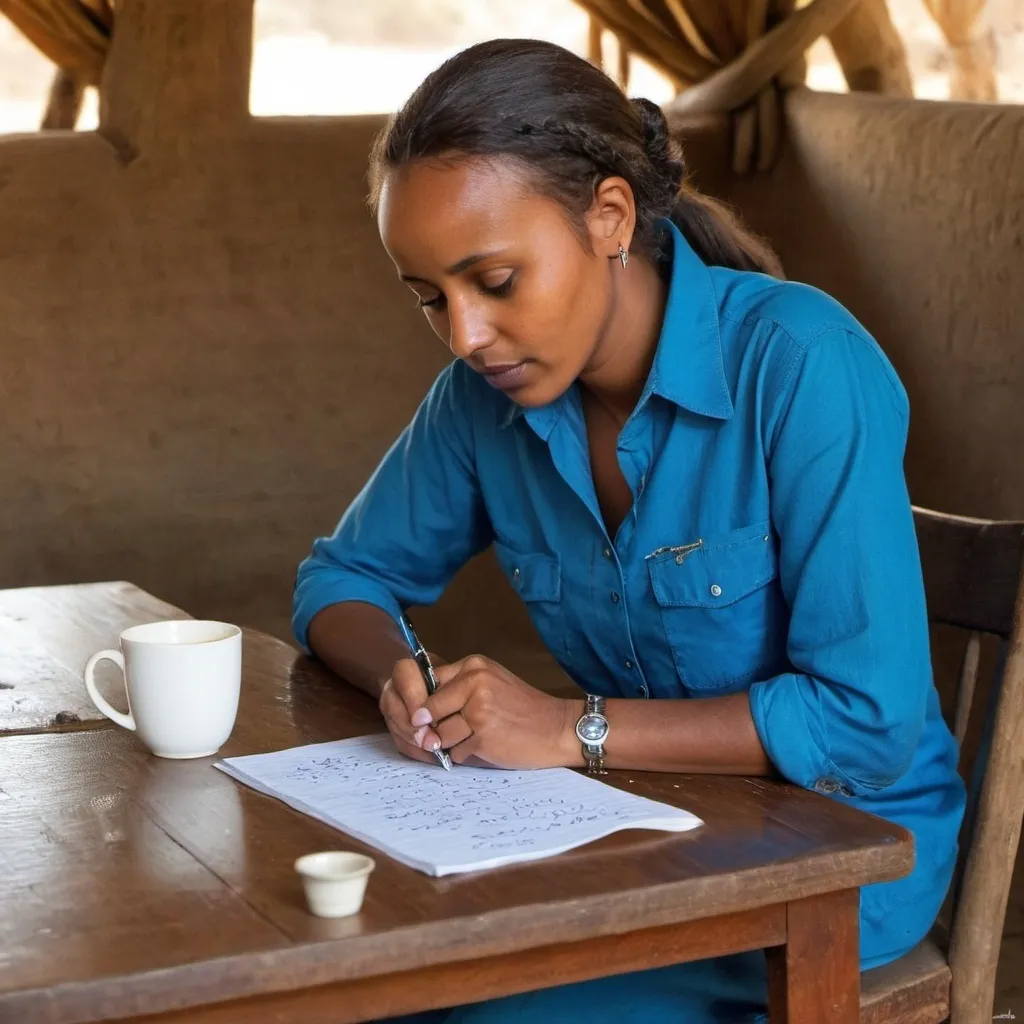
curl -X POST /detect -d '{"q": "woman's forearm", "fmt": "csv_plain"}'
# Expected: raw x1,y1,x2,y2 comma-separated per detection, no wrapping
305,602,410,701
561,691,775,776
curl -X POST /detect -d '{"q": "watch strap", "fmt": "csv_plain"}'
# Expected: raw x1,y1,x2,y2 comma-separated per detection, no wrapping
579,694,608,775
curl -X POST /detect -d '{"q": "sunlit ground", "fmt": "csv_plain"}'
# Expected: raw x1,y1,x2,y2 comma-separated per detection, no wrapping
0,0,1022,133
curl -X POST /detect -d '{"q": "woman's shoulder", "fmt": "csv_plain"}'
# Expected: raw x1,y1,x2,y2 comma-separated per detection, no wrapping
711,266,868,348
708,266,906,407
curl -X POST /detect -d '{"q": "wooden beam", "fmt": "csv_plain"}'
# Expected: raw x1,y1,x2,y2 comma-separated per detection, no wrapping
827,0,914,95
99,0,254,159
923,0,998,101
41,68,86,131
667,0,861,115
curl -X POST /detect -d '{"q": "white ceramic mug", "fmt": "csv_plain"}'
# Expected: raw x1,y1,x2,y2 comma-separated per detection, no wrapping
84,620,242,759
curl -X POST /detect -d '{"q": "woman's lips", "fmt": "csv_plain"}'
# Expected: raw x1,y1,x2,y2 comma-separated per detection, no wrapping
479,362,529,391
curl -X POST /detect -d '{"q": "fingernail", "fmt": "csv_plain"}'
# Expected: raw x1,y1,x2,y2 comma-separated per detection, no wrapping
411,708,432,727
413,726,428,746
429,739,441,752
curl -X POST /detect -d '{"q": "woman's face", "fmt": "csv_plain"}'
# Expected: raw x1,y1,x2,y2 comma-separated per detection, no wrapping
377,156,623,407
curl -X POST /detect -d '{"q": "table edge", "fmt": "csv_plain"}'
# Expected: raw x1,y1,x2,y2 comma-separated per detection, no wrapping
1,833,912,1024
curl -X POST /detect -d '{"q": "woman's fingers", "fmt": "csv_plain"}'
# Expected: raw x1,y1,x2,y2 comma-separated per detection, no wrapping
434,711,473,751
390,658,430,715
385,654,516,757
422,662,490,724
448,731,486,766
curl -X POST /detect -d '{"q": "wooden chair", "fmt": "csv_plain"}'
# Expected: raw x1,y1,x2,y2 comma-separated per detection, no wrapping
859,507,1024,1023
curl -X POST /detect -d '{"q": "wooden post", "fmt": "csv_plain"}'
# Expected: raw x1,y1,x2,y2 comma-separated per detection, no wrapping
617,34,631,91
99,0,254,159
827,0,914,95
41,68,86,130
923,0,998,102
588,14,604,69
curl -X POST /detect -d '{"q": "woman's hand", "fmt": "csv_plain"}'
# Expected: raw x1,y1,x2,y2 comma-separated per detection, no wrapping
379,655,451,764
407,654,581,769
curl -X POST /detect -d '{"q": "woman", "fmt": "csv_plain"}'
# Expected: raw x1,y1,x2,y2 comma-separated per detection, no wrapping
293,38,965,1024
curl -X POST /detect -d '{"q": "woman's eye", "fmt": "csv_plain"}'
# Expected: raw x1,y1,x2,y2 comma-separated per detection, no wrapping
482,273,515,299
416,293,445,310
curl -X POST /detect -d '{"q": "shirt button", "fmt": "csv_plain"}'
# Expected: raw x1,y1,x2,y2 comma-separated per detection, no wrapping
603,547,612,559
710,584,722,597
815,778,840,795
624,660,634,670
610,591,620,604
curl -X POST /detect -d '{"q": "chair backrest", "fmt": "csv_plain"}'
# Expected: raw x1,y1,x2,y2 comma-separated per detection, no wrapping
913,506,1024,1022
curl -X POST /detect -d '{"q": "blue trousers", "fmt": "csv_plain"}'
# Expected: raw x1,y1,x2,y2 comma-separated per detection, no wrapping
384,949,770,1024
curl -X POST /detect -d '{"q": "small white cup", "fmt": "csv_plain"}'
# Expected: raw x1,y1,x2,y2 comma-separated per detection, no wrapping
295,851,375,918
83,619,242,759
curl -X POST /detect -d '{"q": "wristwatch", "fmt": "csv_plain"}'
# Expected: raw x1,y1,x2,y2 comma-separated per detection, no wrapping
575,694,609,775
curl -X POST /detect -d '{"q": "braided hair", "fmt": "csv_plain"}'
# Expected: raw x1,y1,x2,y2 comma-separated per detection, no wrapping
369,38,781,278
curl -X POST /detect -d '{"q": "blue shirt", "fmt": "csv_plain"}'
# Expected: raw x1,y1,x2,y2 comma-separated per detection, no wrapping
294,221,965,967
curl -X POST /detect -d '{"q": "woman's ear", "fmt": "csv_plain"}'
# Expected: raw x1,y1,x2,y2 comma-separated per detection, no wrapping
585,176,636,262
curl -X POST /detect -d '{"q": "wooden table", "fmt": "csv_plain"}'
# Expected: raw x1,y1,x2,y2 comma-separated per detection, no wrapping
0,584,914,1024
0,582,189,735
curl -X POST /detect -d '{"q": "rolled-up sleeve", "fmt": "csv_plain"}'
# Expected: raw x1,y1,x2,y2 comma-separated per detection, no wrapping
748,329,932,796
292,361,493,651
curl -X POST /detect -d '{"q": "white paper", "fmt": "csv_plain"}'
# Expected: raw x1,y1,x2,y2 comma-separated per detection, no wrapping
216,733,703,876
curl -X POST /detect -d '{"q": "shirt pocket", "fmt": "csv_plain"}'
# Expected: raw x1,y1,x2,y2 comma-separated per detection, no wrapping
492,541,571,663
646,521,786,692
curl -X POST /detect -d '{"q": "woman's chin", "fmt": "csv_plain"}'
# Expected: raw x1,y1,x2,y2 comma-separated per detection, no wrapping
507,385,558,409
505,372,575,410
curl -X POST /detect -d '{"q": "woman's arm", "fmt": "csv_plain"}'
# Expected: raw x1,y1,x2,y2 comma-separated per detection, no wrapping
306,601,410,701
598,693,772,773
295,362,493,746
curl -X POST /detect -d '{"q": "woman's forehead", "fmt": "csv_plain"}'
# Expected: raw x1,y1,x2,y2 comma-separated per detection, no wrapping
377,158,560,269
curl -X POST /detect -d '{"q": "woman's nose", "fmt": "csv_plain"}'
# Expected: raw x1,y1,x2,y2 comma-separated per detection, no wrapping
447,301,496,361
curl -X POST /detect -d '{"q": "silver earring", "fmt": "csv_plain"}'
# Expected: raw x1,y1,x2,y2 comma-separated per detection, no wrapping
618,244,629,269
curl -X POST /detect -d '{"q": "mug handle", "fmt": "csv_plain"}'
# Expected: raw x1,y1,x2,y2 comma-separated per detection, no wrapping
83,650,136,731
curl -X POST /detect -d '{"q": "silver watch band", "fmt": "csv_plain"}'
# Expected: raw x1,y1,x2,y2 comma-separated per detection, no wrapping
577,694,608,774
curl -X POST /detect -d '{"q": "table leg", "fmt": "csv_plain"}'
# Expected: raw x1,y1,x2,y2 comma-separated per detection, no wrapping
766,888,859,1023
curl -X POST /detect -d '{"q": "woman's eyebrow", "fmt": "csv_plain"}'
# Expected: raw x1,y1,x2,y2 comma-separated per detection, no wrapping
400,249,508,283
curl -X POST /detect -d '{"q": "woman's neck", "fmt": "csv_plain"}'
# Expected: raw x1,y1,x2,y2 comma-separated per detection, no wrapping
577,256,669,427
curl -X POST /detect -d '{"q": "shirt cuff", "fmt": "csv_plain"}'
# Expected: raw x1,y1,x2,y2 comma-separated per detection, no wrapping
291,571,404,654
748,673,859,798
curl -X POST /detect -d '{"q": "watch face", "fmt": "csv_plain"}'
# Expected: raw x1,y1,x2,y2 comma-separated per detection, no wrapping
576,713,608,744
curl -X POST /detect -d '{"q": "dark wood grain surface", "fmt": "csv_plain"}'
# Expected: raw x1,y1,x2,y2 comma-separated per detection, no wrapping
0,582,190,735
0,616,912,1023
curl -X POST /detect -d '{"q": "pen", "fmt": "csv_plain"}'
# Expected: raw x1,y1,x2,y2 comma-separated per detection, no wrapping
399,614,453,771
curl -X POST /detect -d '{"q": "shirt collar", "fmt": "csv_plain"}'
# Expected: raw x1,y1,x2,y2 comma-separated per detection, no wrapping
643,219,733,420
502,218,733,433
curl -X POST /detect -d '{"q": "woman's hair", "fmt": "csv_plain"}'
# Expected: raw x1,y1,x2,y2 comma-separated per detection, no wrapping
369,38,782,278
